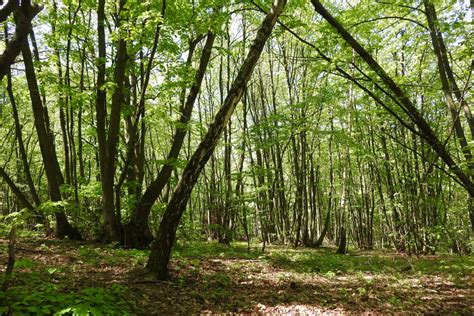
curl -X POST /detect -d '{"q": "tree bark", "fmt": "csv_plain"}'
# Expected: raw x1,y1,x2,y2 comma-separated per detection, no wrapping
95,0,107,184
4,33,39,207
1,226,16,291
0,0,19,23
423,0,474,230
336,227,347,254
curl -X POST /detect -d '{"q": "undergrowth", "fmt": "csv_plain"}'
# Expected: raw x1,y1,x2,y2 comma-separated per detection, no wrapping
1,239,472,314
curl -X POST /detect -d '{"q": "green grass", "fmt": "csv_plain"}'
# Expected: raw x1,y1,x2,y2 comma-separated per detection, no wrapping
172,240,262,260
267,246,474,278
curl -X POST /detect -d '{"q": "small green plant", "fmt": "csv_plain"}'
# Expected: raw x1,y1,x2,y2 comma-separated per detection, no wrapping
2,283,132,315
14,258,36,269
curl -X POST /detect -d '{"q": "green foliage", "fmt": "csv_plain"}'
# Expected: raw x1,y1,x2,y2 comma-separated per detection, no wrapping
1,209,31,229
0,0,472,297
38,201,68,217
1,283,131,315
109,247,149,265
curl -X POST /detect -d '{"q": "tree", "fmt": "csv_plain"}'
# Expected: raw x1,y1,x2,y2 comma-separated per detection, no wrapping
17,1,81,240
145,0,288,279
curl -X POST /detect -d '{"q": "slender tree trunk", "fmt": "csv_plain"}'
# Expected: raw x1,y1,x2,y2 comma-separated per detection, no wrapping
94,0,107,214
19,10,81,239
423,0,474,230
77,43,86,179
315,107,335,247
310,0,474,225
4,31,39,206
100,0,128,243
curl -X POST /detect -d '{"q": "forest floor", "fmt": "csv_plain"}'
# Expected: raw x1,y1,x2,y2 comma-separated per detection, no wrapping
1,237,473,315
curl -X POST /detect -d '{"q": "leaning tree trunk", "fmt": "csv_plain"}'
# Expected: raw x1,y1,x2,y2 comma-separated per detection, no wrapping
0,1,41,81
6,54,40,207
5,20,40,207
423,0,474,230
0,167,34,211
310,0,474,218
145,0,287,279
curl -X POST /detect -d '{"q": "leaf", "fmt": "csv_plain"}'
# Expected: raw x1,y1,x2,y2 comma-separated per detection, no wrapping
47,268,58,275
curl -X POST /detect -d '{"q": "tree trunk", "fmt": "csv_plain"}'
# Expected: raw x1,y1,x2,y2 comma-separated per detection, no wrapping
5,48,39,207
102,0,128,243
145,0,287,279
0,167,34,211
423,0,474,230
314,209,330,247
93,0,128,243
18,4,81,240
336,227,347,254
0,0,18,24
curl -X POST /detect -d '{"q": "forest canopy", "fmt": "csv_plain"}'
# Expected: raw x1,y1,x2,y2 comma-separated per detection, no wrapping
0,0,473,313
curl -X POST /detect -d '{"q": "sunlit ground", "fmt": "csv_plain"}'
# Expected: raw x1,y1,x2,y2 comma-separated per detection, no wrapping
1,239,473,314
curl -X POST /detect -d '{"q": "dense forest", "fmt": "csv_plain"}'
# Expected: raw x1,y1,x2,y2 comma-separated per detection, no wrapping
1,0,473,314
